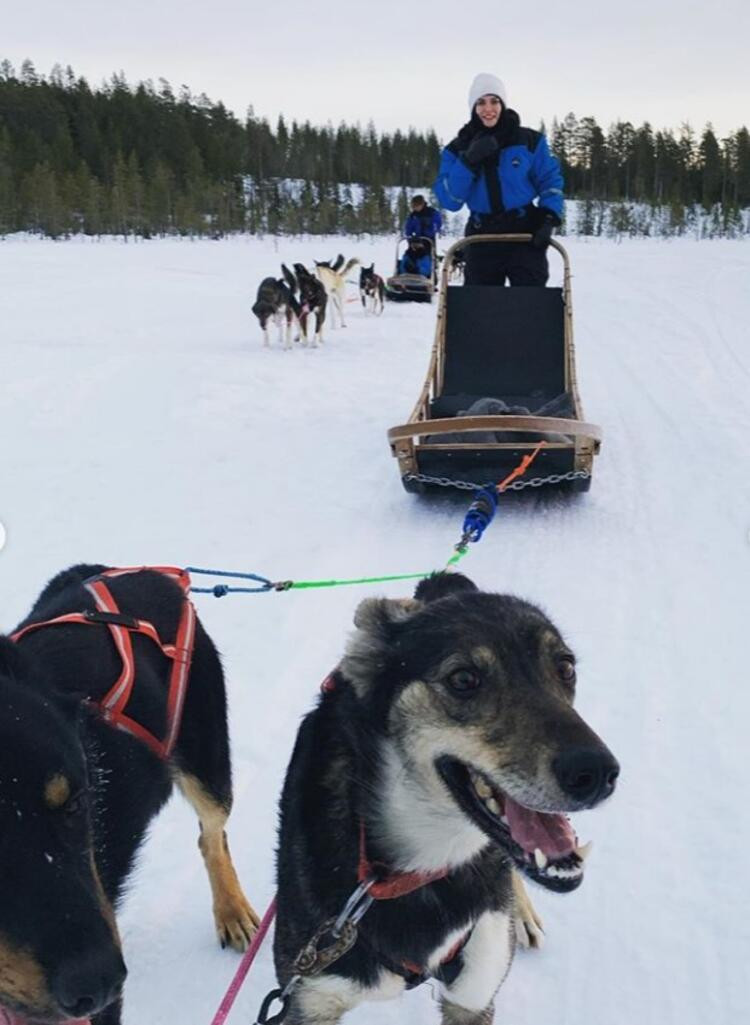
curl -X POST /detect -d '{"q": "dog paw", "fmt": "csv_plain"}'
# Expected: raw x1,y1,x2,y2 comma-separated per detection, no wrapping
215,894,261,952
513,903,544,950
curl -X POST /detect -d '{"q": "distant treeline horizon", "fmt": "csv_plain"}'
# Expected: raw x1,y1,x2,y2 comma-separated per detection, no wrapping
1,58,749,238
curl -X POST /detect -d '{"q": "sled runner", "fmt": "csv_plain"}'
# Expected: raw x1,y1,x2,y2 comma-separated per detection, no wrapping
387,235,601,493
385,236,438,303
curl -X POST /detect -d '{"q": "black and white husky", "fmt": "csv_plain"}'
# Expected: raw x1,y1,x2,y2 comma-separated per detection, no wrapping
283,263,328,348
359,264,385,314
252,274,300,349
274,572,619,1025
314,255,359,328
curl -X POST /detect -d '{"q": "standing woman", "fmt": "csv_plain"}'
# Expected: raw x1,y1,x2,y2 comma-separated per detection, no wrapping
434,73,564,286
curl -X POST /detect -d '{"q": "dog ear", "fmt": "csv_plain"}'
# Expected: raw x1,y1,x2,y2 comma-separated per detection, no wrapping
0,636,27,682
342,598,420,696
413,572,478,603
353,596,420,631
281,264,297,293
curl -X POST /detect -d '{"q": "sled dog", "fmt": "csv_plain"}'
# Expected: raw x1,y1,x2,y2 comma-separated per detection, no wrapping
359,264,385,314
0,564,258,1025
252,274,300,349
274,571,619,1025
314,255,359,328
283,263,328,347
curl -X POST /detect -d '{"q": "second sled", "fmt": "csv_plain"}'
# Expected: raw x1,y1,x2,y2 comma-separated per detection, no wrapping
385,236,438,303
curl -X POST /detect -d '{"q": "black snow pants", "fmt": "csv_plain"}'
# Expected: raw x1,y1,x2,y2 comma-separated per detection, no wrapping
463,214,549,286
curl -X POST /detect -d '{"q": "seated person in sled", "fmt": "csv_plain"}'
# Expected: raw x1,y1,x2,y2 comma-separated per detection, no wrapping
433,72,564,286
398,236,433,277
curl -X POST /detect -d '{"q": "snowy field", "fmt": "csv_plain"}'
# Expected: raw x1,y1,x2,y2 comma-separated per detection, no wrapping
1,233,749,1025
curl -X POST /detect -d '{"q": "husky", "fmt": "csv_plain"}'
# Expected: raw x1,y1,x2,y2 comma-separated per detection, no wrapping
274,572,619,1025
314,255,360,328
252,274,300,349
0,564,257,1025
282,263,328,348
359,264,385,315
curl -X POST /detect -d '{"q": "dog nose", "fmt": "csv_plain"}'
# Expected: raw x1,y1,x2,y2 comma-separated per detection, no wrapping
553,748,620,805
51,947,127,1018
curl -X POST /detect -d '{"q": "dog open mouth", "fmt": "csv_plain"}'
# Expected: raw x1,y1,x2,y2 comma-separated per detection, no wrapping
436,757,590,893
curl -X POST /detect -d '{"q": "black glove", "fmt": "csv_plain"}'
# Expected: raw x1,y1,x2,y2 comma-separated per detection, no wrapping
461,133,499,169
532,212,559,249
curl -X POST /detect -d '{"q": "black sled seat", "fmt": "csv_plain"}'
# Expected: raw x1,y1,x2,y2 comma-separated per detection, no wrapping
387,235,602,493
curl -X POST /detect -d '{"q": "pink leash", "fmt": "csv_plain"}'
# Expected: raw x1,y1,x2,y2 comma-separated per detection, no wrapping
210,897,277,1025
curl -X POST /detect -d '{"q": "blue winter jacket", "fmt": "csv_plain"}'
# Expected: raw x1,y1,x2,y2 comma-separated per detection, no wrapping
434,113,563,222
403,206,443,239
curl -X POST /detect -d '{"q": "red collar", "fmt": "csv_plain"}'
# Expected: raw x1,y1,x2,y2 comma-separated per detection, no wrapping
358,820,451,900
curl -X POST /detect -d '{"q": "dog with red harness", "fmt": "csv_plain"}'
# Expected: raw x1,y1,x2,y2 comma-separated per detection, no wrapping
0,563,258,1025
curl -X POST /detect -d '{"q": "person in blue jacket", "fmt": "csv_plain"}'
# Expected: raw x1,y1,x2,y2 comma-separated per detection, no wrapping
399,237,433,277
400,196,442,276
403,194,442,242
433,73,564,286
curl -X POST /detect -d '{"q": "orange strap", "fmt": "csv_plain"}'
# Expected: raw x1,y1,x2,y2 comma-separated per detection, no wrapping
11,566,195,760
496,440,545,492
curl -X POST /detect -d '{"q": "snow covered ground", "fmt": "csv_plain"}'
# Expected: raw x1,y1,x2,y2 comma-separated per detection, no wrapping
1,233,749,1025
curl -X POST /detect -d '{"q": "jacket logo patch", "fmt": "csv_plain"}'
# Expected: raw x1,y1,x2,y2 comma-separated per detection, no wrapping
511,157,521,168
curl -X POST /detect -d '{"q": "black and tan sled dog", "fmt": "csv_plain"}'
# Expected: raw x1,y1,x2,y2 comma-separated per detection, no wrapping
275,572,619,1025
0,564,258,1025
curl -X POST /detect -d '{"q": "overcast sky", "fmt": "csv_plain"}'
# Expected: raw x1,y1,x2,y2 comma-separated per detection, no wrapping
5,0,748,142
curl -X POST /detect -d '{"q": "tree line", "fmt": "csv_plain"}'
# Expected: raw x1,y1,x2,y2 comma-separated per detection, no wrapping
0,58,748,238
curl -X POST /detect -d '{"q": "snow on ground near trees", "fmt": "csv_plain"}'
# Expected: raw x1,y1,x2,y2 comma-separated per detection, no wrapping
1,234,749,1025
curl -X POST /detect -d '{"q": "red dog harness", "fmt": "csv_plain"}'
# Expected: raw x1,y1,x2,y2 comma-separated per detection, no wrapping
11,566,196,760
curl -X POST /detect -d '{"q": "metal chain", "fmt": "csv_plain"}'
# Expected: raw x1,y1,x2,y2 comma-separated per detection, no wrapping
253,879,375,1024
404,469,590,492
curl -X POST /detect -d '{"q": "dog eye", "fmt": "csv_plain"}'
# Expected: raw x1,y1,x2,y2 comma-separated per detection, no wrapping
556,657,576,684
448,669,481,694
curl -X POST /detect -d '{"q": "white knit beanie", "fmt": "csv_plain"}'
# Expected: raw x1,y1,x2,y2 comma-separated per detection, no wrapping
468,73,507,113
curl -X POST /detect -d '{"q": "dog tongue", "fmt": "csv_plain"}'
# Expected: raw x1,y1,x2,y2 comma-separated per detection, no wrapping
503,795,577,858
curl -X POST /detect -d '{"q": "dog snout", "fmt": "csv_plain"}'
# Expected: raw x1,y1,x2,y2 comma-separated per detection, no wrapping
51,946,126,1019
552,747,620,806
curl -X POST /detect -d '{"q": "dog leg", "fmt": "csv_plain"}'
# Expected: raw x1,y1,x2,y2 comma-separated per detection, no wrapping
176,773,260,950
439,909,514,1022
337,289,347,328
511,869,544,950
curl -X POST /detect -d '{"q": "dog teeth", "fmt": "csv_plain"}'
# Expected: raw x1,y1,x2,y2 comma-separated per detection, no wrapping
545,863,583,880
534,848,548,870
473,777,493,799
575,841,592,861
486,797,501,815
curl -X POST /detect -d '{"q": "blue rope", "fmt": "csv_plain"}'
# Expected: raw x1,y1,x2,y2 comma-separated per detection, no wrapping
185,566,273,597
